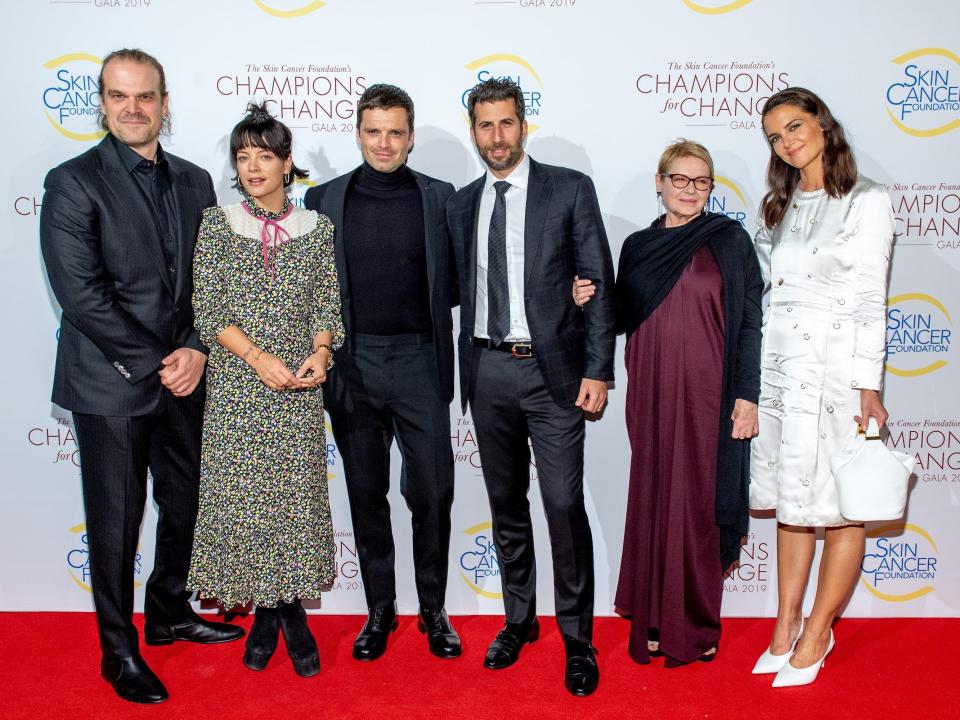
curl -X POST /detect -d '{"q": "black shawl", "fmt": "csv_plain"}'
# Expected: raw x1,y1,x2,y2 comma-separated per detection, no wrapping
615,212,764,570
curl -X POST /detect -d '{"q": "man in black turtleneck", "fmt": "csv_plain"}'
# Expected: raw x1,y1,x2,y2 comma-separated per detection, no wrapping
304,84,460,662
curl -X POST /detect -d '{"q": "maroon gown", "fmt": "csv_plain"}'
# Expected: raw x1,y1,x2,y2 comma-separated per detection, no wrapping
614,244,725,667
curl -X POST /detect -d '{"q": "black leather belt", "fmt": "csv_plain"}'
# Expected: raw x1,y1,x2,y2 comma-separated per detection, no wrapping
473,337,534,358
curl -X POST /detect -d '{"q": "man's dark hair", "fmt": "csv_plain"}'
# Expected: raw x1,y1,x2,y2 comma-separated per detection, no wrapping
466,77,525,127
230,102,309,189
356,83,415,132
97,48,171,134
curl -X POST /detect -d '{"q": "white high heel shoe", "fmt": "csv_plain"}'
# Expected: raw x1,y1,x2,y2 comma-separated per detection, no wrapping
772,630,835,688
751,618,804,674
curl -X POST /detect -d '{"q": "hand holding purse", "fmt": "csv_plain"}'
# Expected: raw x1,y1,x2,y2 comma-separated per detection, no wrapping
829,418,915,522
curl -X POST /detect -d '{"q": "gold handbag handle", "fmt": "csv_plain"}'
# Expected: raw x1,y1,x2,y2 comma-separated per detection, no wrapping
860,418,882,441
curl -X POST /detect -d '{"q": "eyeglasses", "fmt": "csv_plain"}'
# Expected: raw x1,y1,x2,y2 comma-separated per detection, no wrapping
661,173,714,191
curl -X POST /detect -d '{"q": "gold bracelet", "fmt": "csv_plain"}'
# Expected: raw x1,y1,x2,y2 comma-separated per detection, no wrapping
315,344,334,371
241,345,257,362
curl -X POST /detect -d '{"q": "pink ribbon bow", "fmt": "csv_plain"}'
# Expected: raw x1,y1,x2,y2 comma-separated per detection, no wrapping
242,201,294,283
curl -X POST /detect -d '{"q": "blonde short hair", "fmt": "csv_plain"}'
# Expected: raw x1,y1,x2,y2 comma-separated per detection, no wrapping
656,139,715,177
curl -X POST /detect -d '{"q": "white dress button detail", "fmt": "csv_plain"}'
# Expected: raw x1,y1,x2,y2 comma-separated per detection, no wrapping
750,178,894,526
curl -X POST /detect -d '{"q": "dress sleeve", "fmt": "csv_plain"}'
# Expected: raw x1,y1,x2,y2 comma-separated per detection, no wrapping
192,207,234,347
311,214,345,350
752,220,773,328
849,185,894,391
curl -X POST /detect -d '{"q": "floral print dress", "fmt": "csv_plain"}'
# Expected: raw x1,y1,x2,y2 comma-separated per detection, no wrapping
187,198,343,607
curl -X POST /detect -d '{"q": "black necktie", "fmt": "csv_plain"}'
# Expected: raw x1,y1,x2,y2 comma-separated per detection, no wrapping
487,180,511,345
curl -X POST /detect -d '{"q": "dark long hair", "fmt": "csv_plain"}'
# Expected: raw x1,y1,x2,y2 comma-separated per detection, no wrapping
229,101,308,189
759,87,857,229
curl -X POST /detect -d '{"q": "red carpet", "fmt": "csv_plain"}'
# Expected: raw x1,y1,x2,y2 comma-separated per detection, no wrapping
2,613,956,719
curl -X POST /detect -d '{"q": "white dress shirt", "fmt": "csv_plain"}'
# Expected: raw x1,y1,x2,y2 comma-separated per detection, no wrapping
474,153,531,342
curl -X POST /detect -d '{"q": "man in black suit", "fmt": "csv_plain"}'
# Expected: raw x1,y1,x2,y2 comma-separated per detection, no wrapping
40,49,242,704
303,84,460,661
447,78,615,696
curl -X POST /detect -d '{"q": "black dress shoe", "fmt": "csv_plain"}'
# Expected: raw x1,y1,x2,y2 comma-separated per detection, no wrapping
278,601,320,677
145,613,245,646
243,606,281,671
101,655,168,704
563,635,599,697
353,604,399,661
482,618,540,670
417,608,462,659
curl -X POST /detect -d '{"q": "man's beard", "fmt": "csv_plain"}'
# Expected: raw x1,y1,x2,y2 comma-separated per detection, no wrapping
479,141,523,172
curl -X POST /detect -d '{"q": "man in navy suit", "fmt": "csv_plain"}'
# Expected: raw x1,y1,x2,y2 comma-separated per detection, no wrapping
447,77,615,696
40,48,242,704
304,85,461,662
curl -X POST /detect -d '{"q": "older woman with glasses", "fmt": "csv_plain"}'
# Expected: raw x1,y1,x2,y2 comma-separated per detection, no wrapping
579,139,762,666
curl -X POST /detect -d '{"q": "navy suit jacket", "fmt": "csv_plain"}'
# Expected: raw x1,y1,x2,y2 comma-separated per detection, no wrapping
303,166,458,404
40,135,216,416
447,157,616,409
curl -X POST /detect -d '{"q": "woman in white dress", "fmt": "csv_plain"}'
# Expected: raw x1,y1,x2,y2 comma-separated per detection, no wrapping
749,87,894,687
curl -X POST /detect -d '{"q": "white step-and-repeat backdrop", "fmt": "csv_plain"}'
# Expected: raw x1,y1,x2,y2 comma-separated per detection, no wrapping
2,0,958,618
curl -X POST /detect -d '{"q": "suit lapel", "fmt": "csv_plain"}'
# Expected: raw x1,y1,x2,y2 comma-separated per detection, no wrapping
523,158,551,287
465,180,483,337
96,139,174,298
168,161,199,300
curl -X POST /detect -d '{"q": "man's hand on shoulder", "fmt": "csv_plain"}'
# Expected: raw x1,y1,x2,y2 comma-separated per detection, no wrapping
158,348,206,397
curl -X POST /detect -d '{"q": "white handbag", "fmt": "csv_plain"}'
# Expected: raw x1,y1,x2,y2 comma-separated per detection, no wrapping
830,418,915,522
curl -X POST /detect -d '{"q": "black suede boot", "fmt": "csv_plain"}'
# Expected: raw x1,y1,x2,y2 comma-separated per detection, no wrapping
278,600,320,677
243,606,280,671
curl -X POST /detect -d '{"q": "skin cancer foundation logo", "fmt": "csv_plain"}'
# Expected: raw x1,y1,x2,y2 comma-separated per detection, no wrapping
682,0,753,13
860,524,938,602
67,523,143,592
885,48,960,137
462,54,544,133
885,293,953,377
458,521,502,599
254,0,325,17
42,53,105,142
708,175,750,227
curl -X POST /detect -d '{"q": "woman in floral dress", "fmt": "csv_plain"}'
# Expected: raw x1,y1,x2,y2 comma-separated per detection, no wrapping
187,103,343,677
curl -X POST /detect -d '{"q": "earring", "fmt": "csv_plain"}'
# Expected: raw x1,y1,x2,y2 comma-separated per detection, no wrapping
656,191,664,218
283,172,290,184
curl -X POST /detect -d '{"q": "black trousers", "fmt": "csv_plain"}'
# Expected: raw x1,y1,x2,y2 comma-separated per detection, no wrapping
72,394,203,659
469,347,594,642
326,334,454,610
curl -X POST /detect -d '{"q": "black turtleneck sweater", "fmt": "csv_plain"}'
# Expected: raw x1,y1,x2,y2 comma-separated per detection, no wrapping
344,162,431,336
